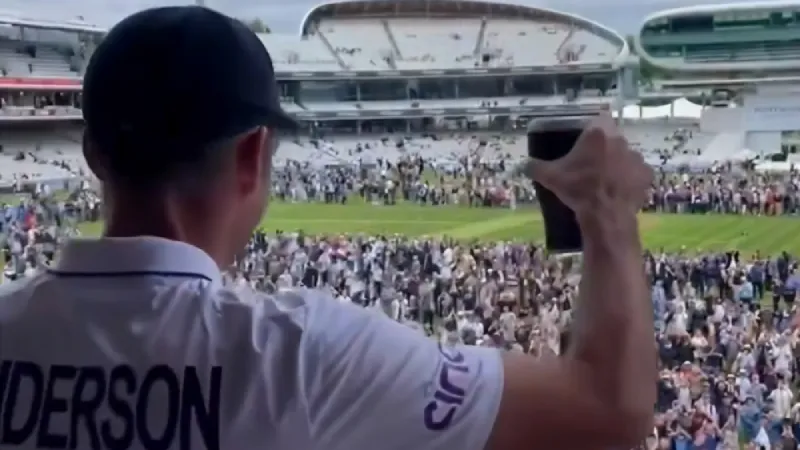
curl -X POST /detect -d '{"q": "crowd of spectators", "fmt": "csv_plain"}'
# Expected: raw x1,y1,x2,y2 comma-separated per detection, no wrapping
3,129,800,450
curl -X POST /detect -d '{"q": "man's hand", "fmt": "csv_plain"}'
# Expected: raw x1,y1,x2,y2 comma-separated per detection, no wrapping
528,113,654,221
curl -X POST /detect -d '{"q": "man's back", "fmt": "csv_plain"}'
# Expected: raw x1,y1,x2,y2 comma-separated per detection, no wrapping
0,237,276,449
0,237,502,450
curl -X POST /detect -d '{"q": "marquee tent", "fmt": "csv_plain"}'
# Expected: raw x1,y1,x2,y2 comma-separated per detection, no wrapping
618,98,705,120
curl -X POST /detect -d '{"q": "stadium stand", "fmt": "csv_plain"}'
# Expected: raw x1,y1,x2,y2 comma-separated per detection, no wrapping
481,19,620,66
305,15,624,71
701,131,746,161
284,0,627,74
277,119,728,169
270,121,725,170
636,4,800,70
258,34,342,71
684,41,800,63
0,116,734,180
318,19,396,70
303,95,612,112
388,18,482,69
0,129,84,184
0,0,779,187
0,40,78,78
482,20,570,66
0,26,80,78
0,105,81,119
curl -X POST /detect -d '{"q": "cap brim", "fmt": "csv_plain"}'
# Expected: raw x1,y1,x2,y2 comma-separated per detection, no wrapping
271,108,300,130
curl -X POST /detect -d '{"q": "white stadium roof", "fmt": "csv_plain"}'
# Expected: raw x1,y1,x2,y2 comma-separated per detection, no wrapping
287,0,629,72
640,0,800,19
299,0,626,40
0,11,105,33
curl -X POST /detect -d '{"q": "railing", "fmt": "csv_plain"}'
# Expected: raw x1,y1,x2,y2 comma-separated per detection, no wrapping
382,19,403,60
555,26,576,63
385,54,397,70
685,47,800,63
314,28,347,69
474,17,487,56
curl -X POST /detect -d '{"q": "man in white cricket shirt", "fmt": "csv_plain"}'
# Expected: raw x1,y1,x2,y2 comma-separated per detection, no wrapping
0,6,657,450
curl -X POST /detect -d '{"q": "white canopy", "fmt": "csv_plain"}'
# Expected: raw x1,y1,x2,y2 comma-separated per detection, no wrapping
616,98,705,120
672,98,703,119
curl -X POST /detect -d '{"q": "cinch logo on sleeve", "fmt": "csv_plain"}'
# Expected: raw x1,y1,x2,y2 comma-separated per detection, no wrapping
0,361,222,450
423,344,470,431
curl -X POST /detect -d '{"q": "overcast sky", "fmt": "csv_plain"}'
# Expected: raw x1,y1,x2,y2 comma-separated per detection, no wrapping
0,0,732,34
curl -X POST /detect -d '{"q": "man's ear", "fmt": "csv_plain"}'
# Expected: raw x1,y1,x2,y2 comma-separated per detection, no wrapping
233,126,270,196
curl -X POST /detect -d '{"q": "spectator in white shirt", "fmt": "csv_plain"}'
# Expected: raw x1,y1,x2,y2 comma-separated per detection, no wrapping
770,379,794,419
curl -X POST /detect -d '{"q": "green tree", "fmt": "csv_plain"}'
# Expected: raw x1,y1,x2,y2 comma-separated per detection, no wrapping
243,18,270,34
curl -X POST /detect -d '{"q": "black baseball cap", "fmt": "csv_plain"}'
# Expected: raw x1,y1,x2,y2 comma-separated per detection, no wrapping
82,6,298,163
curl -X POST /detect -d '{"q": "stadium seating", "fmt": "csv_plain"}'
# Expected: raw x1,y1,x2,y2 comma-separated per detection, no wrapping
276,121,724,169
571,29,620,62
481,20,620,66
303,94,614,112
317,19,396,70
623,122,716,166
307,18,488,70
259,17,622,72
0,130,85,185
684,41,800,63
482,20,569,66
0,105,81,119
259,34,342,72
274,139,336,166
388,19,482,69
701,132,746,161
280,101,304,114
0,119,737,178
279,134,526,168
0,38,78,78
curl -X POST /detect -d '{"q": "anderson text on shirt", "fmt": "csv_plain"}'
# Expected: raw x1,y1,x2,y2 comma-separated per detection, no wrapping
0,361,222,450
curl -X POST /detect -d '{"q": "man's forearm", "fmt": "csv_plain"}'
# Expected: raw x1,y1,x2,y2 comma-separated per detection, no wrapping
568,211,656,414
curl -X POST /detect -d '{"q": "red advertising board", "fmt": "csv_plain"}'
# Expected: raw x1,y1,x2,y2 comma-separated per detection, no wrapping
0,77,82,89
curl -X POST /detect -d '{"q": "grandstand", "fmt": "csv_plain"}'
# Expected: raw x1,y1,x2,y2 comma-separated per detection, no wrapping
274,122,720,169
3,0,800,187
635,0,800,73
0,18,95,80
266,0,628,75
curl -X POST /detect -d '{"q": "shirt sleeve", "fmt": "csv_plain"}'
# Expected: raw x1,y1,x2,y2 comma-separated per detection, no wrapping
300,296,504,450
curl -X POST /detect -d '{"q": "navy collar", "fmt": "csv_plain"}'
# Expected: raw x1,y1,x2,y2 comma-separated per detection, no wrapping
50,236,222,285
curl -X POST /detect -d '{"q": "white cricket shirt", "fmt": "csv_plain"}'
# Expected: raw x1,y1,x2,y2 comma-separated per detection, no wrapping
0,236,503,450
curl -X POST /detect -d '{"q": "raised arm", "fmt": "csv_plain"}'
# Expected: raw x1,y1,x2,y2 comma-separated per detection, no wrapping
487,114,656,449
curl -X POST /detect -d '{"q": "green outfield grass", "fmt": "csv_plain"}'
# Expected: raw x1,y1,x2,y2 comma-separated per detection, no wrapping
75,201,800,256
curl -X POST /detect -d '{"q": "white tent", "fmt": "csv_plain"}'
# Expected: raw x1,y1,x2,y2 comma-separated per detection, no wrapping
617,104,669,119
716,148,760,162
615,97,705,120
672,98,703,119
640,104,673,119
755,161,792,173
619,104,641,118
